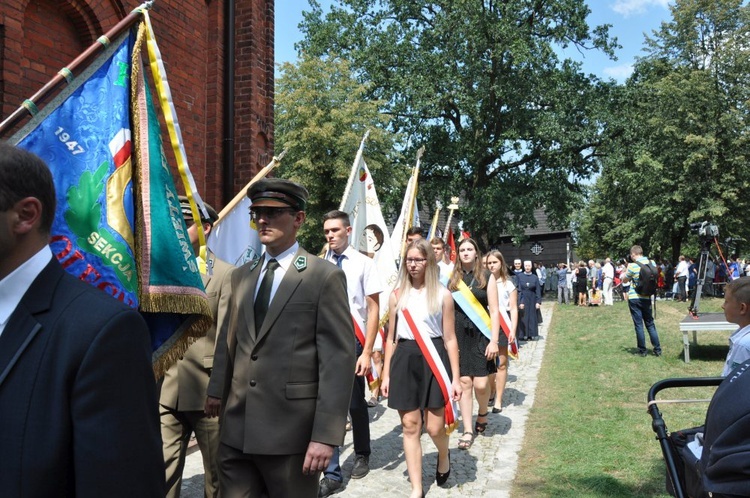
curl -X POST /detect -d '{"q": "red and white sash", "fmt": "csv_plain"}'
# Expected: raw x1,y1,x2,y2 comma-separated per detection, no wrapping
399,307,459,434
351,313,380,390
498,308,519,360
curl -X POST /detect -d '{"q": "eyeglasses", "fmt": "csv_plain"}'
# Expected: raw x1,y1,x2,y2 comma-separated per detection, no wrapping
405,258,427,265
249,207,296,222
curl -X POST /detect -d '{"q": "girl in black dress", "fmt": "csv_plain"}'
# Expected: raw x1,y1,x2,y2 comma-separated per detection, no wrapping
448,238,501,450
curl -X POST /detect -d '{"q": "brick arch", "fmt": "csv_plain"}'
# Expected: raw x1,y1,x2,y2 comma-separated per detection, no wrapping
21,0,89,89
18,0,129,95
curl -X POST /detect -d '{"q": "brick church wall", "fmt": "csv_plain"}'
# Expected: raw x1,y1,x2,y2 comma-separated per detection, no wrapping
0,0,274,208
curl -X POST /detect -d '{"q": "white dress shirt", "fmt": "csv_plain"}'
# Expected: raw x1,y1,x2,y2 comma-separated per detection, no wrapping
254,242,299,304
0,245,53,337
326,245,383,322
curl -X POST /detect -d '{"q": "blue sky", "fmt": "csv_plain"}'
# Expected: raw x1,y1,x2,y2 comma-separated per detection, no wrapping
274,0,674,83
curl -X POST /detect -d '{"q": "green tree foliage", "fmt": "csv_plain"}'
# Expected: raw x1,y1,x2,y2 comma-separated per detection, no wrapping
275,53,405,250
578,0,750,261
298,0,617,246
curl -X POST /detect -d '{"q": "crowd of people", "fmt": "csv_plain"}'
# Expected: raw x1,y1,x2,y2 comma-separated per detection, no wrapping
532,253,750,307
8,142,750,497
0,144,547,498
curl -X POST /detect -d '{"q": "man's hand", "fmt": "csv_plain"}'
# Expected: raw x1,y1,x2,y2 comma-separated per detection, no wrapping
204,396,221,418
355,352,372,377
302,441,334,475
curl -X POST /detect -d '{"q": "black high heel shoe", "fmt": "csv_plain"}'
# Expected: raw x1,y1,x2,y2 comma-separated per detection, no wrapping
475,412,489,434
436,450,451,485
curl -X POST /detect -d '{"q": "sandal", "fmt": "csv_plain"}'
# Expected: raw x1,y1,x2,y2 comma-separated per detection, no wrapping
367,396,380,408
475,412,489,434
457,432,474,450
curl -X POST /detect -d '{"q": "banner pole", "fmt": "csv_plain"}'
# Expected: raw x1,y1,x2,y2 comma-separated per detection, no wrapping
213,148,288,226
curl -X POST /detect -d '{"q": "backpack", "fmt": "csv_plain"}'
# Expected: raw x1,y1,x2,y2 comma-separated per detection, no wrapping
635,261,657,296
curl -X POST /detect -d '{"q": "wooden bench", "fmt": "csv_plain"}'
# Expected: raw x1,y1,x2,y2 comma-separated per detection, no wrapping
679,312,735,362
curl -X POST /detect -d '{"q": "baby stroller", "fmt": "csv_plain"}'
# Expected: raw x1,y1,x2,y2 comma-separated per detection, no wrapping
647,362,750,498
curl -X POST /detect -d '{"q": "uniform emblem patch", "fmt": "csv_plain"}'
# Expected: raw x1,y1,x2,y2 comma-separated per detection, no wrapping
249,257,261,271
294,256,307,271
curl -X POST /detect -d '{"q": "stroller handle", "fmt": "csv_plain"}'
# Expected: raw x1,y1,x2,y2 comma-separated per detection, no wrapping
647,377,723,498
648,377,724,403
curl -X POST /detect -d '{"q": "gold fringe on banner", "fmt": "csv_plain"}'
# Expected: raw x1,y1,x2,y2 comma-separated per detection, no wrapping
131,23,211,378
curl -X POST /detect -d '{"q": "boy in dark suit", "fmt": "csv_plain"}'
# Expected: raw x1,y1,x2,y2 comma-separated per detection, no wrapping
0,143,164,497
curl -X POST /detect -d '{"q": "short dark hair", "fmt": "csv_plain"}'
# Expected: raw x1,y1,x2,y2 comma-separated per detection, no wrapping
0,142,56,233
406,226,423,237
322,210,351,227
727,278,750,305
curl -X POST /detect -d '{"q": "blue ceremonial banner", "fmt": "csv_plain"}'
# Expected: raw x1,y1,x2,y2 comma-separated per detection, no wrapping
12,27,212,376
15,33,139,308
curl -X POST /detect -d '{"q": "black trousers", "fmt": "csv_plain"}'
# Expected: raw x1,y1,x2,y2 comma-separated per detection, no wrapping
678,276,688,301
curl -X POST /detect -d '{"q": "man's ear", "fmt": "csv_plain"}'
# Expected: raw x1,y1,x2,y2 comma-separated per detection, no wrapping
203,222,212,237
294,211,306,227
14,197,43,235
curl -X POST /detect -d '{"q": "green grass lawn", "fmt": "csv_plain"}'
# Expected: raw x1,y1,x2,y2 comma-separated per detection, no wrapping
511,296,730,498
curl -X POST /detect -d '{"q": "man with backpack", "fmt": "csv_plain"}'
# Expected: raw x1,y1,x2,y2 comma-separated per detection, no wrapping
621,245,662,357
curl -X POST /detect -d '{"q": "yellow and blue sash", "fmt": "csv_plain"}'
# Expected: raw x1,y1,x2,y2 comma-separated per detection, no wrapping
439,273,492,340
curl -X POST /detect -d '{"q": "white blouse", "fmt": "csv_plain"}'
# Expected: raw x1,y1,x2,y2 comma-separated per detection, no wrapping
495,277,516,311
395,287,447,340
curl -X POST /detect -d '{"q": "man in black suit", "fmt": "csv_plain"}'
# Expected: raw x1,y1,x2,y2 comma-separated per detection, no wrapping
0,143,164,497
207,178,355,498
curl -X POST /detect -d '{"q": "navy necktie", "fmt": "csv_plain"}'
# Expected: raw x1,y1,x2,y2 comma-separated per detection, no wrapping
334,253,345,267
254,259,279,333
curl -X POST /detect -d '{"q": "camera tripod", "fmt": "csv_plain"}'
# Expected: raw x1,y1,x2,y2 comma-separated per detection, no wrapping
688,238,713,317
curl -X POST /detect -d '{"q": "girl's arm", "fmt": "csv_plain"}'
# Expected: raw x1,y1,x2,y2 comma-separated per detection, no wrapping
381,291,398,398
485,274,501,359
508,287,518,343
441,289,462,401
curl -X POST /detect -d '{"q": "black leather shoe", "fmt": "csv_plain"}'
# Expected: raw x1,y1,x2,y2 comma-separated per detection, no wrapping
436,450,450,485
351,454,370,479
318,477,341,497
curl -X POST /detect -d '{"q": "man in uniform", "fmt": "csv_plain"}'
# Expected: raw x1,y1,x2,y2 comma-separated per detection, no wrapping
206,178,355,498
160,196,233,498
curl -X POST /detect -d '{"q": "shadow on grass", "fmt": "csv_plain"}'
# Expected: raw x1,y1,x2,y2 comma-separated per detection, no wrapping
684,344,729,362
513,469,669,498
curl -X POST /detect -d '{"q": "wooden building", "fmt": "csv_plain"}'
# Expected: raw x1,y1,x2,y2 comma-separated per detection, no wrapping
489,208,577,267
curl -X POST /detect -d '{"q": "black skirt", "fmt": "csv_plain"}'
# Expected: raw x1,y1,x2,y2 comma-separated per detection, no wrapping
387,338,451,412
456,314,497,377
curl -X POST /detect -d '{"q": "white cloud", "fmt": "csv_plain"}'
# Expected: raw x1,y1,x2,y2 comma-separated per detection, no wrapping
603,63,634,81
611,0,671,17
